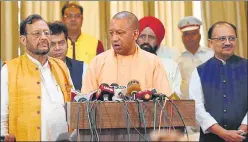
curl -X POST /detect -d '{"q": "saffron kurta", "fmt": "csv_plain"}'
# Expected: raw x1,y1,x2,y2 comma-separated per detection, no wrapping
82,46,172,96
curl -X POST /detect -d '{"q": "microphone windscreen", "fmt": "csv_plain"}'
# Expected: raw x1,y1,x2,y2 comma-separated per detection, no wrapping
151,88,157,94
135,90,152,101
113,85,127,100
126,80,141,96
96,83,114,100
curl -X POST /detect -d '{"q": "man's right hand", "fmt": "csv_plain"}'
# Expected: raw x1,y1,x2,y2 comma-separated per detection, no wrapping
220,130,245,142
4,134,16,142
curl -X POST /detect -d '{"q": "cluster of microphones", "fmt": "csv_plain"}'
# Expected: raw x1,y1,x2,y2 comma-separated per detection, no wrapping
73,80,166,102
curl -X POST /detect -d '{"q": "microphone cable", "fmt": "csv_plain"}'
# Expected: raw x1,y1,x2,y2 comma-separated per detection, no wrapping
135,100,149,141
122,100,148,141
75,97,89,141
153,97,160,131
122,99,131,141
75,102,80,142
91,101,100,142
85,101,94,141
153,97,175,132
91,101,100,141
159,95,189,141
156,99,176,132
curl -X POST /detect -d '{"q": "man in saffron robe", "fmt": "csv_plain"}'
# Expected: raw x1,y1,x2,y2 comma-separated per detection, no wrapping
81,11,171,96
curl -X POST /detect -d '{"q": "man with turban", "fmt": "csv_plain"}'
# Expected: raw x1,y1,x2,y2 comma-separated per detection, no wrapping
137,16,181,60
137,16,182,96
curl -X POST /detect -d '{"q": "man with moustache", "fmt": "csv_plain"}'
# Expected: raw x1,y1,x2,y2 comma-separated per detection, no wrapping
137,16,181,60
189,21,247,142
1,14,72,141
177,16,214,100
62,3,104,64
82,11,171,97
137,16,182,96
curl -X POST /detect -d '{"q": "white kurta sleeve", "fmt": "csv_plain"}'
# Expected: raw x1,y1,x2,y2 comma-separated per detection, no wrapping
189,68,218,134
1,65,9,135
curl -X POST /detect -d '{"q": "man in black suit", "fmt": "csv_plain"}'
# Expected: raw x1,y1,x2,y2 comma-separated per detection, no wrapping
48,21,87,91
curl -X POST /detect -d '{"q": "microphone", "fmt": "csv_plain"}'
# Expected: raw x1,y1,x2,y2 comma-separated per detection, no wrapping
135,90,152,101
96,83,114,101
73,90,97,102
73,95,88,102
110,83,119,87
126,80,141,98
111,84,128,101
151,88,167,99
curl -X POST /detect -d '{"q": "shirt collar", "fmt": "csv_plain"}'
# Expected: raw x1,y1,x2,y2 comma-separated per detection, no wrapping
26,53,49,68
215,55,226,65
182,46,208,55
214,54,238,65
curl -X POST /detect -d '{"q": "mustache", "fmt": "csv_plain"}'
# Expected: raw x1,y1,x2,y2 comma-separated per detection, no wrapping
223,45,232,49
140,43,158,55
140,43,153,51
37,39,49,47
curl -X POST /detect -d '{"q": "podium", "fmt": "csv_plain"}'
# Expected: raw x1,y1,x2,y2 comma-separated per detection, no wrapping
66,100,196,141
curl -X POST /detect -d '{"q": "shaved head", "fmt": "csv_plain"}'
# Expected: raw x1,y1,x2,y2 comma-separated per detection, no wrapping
109,11,140,56
112,11,139,30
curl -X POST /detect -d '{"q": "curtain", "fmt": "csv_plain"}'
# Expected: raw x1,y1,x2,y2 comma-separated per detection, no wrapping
202,1,247,58
1,1,19,61
154,1,193,52
20,1,67,55
1,1,247,61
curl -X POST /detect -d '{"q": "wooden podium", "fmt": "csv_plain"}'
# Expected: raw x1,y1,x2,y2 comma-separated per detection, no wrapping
66,100,196,141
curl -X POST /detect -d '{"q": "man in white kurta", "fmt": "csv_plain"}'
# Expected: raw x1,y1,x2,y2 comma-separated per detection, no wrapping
176,16,214,99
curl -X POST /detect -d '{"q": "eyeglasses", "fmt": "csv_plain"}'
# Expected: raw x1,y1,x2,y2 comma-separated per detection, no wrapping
26,30,51,38
63,14,82,19
211,36,237,43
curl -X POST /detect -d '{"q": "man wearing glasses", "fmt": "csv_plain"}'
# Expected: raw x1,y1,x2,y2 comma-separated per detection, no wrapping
189,21,247,142
1,14,72,141
62,3,104,64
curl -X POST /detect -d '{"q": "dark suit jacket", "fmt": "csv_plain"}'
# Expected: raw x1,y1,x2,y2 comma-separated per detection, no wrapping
65,57,84,91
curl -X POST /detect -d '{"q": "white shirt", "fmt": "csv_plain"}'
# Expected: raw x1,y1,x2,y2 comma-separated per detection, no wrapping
1,54,70,141
189,67,248,134
176,46,214,99
156,45,182,61
81,63,87,90
160,58,182,96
